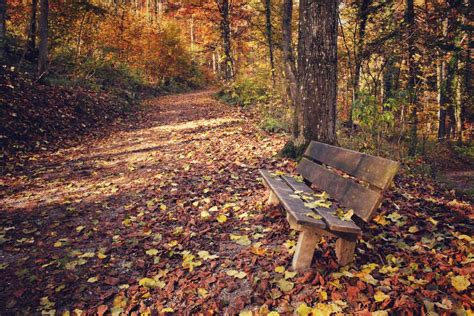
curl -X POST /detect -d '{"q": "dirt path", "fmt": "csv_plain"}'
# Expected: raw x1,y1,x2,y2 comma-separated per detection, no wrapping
1,90,472,315
0,90,289,314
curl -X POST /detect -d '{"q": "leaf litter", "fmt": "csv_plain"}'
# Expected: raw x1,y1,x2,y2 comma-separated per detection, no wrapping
0,90,472,315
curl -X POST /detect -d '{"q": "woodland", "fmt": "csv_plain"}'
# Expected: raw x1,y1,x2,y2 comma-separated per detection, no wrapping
0,0,473,315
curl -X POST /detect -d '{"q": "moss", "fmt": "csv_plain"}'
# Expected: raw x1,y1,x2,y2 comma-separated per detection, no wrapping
279,139,308,159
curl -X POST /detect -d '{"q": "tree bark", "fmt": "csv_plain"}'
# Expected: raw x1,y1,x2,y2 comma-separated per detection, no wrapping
295,0,338,147
437,54,448,141
37,0,48,77
217,0,233,81
0,0,6,60
28,0,38,55
264,0,275,85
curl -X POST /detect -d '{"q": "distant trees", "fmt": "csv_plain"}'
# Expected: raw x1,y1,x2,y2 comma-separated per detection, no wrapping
4,0,471,152
216,0,233,81
264,0,275,85
37,0,48,77
0,0,6,61
281,0,298,137
28,0,38,56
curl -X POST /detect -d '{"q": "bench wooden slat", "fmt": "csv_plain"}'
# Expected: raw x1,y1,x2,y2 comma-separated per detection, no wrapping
281,176,362,235
304,141,399,190
296,158,383,222
259,170,326,229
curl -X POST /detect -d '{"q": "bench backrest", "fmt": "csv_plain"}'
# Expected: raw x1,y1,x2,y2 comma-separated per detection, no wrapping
296,141,399,222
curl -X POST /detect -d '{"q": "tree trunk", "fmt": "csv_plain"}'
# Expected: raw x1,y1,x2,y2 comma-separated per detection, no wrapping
0,0,6,60
349,0,371,126
437,54,448,141
28,0,38,55
217,0,233,81
264,0,275,85
405,0,418,156
281,0,298,138
383,55,397,105
37,0,48,77
295,0,338,147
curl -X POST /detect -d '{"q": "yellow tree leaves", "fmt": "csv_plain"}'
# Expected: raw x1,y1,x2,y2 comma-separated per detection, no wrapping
451,275,471,292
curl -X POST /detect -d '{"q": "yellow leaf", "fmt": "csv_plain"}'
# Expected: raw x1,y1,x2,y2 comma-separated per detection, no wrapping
167,240,178,248
372,311,389,316
197,288,208,297
139,277,158,289
427,217,438,225
313,303,334,316
304,200,332,208
336,208,354,221
277,279,294,292
97,252,107,259
146,249,159,256
373,215,389,226
456,234,472,242
87,277,98,283
319,290,328,301
408,225,419,233
216,214,228,223
451,275,470,292
230,234,251,246
268,312,279,316
295,303,312,316
161,307,174,313
284,239,296,254
226,269,246,279
76,226,85,232
374,290,390,302
275,266,285,273
201,210,211,219
197,250,219,260
284,271,297,280
239,311,253,316
305,212,322,220
160,204,167,211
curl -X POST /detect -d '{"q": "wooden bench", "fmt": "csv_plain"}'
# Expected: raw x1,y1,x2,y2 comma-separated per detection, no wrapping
260,141,399,271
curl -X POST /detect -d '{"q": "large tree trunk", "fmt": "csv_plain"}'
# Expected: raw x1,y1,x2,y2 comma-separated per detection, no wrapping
349,0,371,126
217,0,233,81
405,0,418,155
264,0,275,85
0,0,6,61
295,0,338,147
37,0,48,77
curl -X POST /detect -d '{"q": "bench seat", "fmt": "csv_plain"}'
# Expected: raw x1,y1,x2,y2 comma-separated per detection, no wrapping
259,170,361,235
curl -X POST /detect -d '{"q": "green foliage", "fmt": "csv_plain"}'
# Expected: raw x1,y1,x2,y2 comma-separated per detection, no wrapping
216,77,269,107
453,144,474,160
353,92,401,131
260,116,287,133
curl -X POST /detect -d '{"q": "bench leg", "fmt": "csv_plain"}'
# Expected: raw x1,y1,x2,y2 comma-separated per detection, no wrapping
292,229,319,272
335,238,356,266
267,191,280,206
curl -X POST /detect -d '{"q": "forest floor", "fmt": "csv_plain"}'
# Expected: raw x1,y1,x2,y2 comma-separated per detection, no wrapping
0,90,472,315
